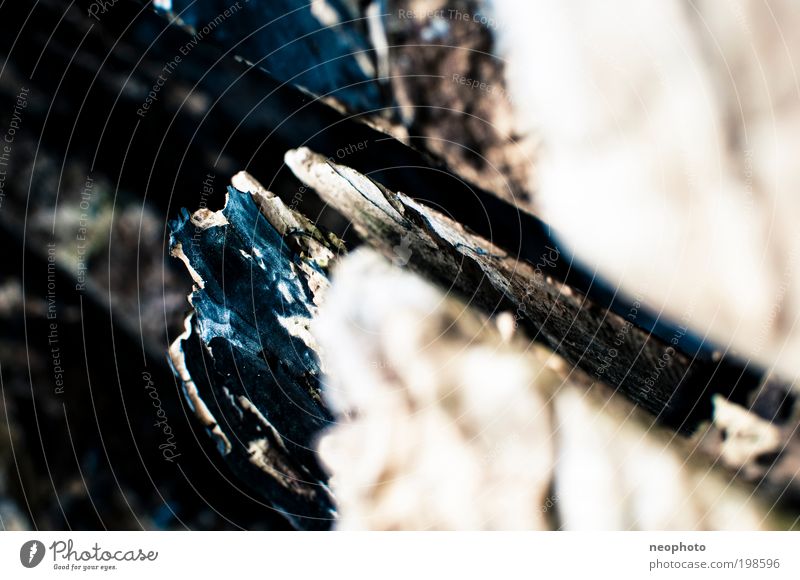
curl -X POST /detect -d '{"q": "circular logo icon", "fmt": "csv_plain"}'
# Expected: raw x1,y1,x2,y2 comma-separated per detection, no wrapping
20,540,45,568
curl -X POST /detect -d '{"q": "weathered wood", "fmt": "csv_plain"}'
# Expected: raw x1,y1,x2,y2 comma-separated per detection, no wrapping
165,163,800,529
169,182,341,529
285,147,718,429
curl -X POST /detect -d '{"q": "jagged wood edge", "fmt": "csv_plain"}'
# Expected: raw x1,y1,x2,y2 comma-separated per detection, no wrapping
285,147,723,428
167,176,342,529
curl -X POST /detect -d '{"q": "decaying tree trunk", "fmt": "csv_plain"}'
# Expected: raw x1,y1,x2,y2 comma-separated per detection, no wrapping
283,148,747,430
169,160,800,529
8,0,794,530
